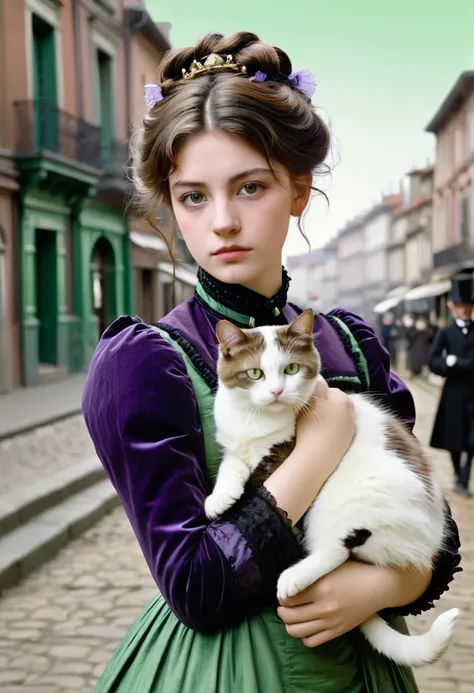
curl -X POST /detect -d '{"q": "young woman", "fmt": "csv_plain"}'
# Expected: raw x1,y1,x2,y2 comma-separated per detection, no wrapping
83,32,461,693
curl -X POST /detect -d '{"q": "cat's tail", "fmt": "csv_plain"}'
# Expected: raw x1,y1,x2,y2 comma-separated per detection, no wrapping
360,609,459,667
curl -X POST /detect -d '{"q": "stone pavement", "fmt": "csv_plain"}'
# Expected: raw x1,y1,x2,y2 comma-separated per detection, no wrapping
0,415,96,495
0,379,472,692
0,374,86,441
407,381,474,693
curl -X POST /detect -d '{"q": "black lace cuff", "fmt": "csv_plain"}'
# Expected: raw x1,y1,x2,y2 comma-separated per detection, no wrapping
226,485,304,600
390,500,462,617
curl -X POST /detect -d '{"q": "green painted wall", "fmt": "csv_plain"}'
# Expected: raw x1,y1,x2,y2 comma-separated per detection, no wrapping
73,200,127,368
18,189,70,387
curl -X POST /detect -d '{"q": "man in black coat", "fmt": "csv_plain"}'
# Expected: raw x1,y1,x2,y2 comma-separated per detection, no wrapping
429,274,474,497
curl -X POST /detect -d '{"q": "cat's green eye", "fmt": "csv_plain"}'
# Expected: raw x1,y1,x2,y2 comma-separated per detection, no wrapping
246,368,263,381
284,363,300,375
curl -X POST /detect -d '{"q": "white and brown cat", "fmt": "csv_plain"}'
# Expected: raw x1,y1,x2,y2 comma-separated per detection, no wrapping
204,309,459,668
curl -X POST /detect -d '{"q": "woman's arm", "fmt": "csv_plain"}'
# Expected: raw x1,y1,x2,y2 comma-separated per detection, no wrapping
265,379,356,525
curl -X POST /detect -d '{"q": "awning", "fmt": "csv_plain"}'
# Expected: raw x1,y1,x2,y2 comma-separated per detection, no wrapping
387,285,409,299
130,231,167,253
158,261,198,287
404,280,451,301
373,297,400,314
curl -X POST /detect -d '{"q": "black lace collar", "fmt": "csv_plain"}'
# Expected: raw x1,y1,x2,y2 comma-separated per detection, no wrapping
195,266,291,327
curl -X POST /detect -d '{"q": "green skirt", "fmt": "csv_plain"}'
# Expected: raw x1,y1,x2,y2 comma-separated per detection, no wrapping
94,593,419,693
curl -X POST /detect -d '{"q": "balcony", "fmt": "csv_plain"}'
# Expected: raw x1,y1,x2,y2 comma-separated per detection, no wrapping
97,138,131,207
15,100,102,171
433,241,470,271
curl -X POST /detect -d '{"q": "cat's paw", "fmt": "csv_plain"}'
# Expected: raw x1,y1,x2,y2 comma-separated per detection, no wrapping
204,491,238,520
277,567,310,602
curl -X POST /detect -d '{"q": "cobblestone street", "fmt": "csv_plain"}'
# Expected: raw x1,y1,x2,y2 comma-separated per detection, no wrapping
0,379,472,692
0,415,95,494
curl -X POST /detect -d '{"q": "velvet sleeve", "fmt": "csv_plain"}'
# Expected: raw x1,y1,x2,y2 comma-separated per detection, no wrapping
329,309,462,615
81,318,303,633
329,309,416,429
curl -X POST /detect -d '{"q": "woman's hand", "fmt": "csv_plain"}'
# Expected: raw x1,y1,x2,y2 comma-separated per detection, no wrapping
277,560,432,648
294,377,356,473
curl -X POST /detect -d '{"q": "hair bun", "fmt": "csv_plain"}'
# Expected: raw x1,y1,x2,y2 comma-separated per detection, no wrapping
157,32,293,88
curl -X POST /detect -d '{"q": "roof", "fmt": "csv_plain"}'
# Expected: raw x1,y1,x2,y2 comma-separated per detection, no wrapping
407,164,434,178
286,248,328,270
363,193,402,224
337,215,365,237
426,71,474,134
125,7,171,54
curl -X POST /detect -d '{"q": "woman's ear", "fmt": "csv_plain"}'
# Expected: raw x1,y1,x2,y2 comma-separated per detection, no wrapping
291,174,312,217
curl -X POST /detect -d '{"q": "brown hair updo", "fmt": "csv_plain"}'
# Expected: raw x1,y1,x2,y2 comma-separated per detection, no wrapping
132,31,330,257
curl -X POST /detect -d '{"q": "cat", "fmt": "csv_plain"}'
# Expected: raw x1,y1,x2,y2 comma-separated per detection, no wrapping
204,309,459,668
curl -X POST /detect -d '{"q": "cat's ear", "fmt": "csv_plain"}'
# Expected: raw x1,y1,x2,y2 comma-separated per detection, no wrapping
216,320,247,354
288,309,314,338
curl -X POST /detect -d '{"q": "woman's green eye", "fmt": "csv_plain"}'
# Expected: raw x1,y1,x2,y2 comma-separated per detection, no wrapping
241,183,259,195
284,363,300,375
183,192,205,206
246,368,263,380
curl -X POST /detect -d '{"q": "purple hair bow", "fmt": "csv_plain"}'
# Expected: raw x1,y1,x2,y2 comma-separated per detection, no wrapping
250,68,316,100
144,84,164,111
289,69,316,100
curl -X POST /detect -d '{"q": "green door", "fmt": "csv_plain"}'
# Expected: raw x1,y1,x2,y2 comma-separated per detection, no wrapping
35,229,58,364
32,13,58,152
91,237,117,339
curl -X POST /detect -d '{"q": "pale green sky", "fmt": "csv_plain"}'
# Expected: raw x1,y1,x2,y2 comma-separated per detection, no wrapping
146,0,473,257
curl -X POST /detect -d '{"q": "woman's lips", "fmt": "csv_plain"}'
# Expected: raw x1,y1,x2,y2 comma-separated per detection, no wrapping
213,247,251,261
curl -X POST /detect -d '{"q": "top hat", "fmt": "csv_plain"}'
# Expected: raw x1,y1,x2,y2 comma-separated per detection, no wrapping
449,273,474,305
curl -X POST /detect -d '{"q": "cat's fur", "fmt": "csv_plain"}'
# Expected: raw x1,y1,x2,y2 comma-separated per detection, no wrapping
204,310,459,668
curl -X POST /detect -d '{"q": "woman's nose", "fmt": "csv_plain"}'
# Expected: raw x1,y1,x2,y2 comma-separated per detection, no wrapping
212,201,240,237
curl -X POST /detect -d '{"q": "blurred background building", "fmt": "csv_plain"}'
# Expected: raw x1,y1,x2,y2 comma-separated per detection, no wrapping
0,0,196,395
1,2,474,396
288,69,474,376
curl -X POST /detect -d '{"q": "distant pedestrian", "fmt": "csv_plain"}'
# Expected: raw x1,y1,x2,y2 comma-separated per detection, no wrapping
429,274,474,497
406,317,430,377
380,312,398,365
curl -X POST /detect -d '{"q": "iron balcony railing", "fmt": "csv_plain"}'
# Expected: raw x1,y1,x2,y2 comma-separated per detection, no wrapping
101,138,129,178
15,99,102,170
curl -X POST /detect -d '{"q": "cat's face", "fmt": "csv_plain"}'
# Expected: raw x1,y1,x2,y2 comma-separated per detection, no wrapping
216,310,320,412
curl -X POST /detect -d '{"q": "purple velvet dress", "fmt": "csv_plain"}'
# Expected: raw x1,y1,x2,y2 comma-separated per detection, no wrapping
82,268,461,693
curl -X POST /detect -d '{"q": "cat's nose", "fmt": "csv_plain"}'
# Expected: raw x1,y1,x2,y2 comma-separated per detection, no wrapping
271,389,283,400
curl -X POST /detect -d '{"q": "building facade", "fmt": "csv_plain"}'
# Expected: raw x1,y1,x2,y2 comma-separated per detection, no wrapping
320,239,338,312
126,3,197,323
426,71,474,319
363,194,401,319
0,0,132,390
336,218,366,318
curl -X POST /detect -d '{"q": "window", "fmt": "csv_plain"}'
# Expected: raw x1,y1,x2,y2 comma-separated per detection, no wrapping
461,193,470,241
95,48,115,168
0,228,5,322
32,14,57,105
32,12,58,151
454,123,464,169
469,109,474,153
94,0,116,12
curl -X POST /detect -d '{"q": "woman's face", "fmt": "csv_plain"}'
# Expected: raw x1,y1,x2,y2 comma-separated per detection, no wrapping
168,131,310,297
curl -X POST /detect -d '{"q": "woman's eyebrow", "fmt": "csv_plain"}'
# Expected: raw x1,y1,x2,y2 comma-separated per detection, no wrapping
171,167,273,189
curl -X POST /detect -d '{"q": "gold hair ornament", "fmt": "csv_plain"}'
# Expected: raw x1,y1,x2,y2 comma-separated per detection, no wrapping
181,53,247,80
